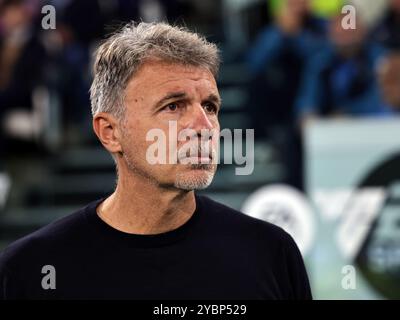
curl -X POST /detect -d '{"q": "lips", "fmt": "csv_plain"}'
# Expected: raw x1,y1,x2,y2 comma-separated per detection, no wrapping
184,156,212,163
178,155,213,164
178,143,213,156
177,147,214,164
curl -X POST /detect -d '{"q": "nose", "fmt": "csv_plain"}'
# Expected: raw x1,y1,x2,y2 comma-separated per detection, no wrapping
186,103,215,133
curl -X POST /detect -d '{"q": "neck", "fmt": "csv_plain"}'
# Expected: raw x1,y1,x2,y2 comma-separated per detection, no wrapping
96,169,196,235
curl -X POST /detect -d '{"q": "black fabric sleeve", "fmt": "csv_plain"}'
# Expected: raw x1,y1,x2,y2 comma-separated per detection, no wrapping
282,232,313,300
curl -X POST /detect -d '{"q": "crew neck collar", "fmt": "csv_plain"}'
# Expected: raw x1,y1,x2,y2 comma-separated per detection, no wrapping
84,194,203,248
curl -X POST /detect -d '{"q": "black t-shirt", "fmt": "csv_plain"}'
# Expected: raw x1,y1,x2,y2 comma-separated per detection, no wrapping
0,195,312,299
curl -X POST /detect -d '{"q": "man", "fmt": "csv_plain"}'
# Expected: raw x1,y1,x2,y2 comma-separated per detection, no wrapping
377,52,400,112
0,22,312,299
296,12,392,129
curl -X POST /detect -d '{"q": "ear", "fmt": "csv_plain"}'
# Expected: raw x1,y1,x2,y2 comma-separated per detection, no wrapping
92,113,123,155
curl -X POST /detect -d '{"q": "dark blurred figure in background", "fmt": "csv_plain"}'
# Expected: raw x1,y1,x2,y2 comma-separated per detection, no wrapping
0,0,48,153
0,0,51,217
246,0,326,190
295,11,392,129
49,0,106,146
247,0,325,136
374,0,400,49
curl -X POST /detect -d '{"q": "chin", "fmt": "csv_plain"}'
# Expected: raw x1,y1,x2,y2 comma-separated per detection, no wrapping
173,167,216,191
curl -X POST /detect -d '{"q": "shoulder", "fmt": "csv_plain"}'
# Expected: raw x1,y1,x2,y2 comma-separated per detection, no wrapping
196,195,293,245
0,199,100,269
197,195,312,299
197,195,307,277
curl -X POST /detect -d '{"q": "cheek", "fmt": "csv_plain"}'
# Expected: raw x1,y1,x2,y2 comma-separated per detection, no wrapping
122,120,148,150
208,127,220,151
212,135,220,152
214,118,220,129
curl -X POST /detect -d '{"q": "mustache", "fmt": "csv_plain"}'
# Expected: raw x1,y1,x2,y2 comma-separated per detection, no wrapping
177,143,217,162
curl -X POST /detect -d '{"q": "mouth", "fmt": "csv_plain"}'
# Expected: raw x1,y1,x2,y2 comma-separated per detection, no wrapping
177,147,215,165
178,154,213,165
181,156,212,164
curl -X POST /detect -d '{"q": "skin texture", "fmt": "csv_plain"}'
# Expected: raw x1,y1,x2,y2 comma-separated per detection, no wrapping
92,59,221,234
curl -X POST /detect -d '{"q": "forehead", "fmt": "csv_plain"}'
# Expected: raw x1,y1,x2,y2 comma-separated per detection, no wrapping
125,60,218,99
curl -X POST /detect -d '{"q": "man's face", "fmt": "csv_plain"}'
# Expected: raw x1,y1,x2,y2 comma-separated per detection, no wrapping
329,15,366,50
378,55,400,109
0,4,28,35
119,60,221,191
285,0,309,16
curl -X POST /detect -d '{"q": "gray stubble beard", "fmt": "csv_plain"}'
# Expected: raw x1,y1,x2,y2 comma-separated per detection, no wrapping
173,164,217,190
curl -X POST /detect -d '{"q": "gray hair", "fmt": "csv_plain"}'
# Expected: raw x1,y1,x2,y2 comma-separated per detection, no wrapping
90,21,220,120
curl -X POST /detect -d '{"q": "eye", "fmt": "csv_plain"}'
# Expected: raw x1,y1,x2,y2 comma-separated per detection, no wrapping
163,103,179,112
203,102,218,114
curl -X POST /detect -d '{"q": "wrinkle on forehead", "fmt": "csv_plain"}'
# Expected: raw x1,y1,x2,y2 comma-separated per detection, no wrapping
128,60,216,88
124,61,218,107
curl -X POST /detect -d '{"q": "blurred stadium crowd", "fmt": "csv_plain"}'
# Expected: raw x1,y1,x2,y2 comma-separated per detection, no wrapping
0,0,400,243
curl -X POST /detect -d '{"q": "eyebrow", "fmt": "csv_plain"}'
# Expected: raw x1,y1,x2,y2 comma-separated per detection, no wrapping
206,93,222,108
155,92,188,109
154,91,222,110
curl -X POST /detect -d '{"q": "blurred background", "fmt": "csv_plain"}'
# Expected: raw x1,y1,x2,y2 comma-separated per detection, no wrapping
0,0,400,299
